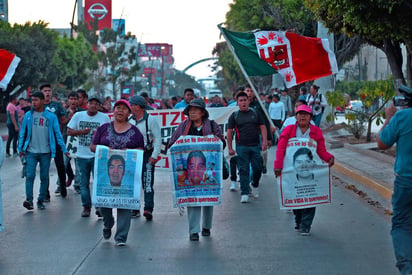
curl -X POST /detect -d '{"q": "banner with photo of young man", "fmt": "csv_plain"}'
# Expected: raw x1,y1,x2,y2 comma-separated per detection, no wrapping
169,135,223,208
277,138,332,210
92,145,143,209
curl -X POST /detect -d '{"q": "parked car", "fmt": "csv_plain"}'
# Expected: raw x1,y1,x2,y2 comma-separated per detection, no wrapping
345,100,364,114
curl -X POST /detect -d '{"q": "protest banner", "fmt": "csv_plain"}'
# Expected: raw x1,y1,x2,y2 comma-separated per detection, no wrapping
169,135,223,208
277,137,331,209
148,106,237,169
92,145,143,209
66,135,78,159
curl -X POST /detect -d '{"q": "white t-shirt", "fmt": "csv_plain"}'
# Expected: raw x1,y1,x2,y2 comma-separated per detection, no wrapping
67,111,110,158
268,101,285,121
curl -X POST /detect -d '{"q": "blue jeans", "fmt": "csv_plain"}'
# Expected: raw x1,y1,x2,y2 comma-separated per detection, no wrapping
293,207,316,230
391,176,412,275
25,152,51,203
236,145,263,195
76,157,94,207
312,113,323,127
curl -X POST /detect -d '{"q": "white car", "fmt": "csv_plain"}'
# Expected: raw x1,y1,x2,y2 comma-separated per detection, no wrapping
345,100,364,114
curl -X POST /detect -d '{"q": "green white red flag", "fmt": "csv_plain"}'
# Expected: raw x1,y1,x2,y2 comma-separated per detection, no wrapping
0,49,21,90
220,27,338,88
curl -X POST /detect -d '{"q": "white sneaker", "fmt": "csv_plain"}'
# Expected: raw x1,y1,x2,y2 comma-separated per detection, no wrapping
249,183,259,198
240,195,249,203
230,181,237,191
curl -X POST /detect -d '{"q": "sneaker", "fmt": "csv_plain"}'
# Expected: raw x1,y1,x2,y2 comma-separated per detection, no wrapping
66,176,74,187
262,166,267,174
81,206,91,217
23,200,34,210
60,186,67,198
103,228,111,239
37,201,46,210
143,210,153,221
6,153,11,158
249,183,259,198
131,210,141,218
294,224,300,232
43,196,51,203
116,241,126,247
300,228,311,236
230,181,237,191
13,152,19,157
189,233,199,241
55,186,61,196
74,185,81,194
240,195,249,203
95,209,103,219
201,228,211,237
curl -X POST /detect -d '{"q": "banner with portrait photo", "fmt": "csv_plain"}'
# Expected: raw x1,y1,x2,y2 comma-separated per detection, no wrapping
277,137,332,210
92,145,143,210
169,135,223,207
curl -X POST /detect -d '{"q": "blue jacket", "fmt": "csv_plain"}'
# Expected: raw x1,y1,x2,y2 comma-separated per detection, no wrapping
18,108,67,157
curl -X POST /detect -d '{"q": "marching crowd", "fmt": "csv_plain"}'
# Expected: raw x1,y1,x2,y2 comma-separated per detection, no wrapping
4,83,334,247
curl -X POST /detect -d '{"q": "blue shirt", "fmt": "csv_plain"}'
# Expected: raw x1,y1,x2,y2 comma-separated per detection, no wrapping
174,100,188,109
380,108,412,177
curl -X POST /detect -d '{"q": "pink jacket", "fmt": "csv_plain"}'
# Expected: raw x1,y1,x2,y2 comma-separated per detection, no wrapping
274,123,333,169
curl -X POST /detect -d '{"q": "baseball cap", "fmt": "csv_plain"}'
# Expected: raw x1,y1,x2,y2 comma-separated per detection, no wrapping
87,96,102,105
113,99,132,112
296,105,312,115
129,95,146,108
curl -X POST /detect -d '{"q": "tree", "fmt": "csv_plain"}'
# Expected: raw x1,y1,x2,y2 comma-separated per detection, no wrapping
98,29,140,99
304,0,412,88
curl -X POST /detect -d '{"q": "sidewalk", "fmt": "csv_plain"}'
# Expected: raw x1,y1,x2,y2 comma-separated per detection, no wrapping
324,128,395,210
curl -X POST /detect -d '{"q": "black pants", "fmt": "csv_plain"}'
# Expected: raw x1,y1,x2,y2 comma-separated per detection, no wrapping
6,123,18,154
230,156,238,182
54,145,66,188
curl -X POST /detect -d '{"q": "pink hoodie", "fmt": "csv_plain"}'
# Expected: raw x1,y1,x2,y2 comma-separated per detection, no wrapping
274,123,334,170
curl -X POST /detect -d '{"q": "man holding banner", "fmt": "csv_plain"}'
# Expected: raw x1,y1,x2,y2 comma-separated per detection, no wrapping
274,105,334,236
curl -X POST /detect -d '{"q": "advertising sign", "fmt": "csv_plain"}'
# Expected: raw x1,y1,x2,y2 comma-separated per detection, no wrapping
84,0,112,30
112,19,125,36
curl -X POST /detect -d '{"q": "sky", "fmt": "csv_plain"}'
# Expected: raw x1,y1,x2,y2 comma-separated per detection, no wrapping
8,0,234,80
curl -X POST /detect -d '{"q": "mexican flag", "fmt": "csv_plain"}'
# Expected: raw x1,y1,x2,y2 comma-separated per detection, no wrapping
220,27,338,88
0,49,21,90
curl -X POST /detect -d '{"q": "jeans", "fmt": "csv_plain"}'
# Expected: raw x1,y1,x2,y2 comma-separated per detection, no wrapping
100,207,131,243
25,152,51,203
142,151,155,212
236,145,263,195
76,157,94,207
6,123,18,154
312,113,323,127
293,207,316,230
391,176,412,275
187,206,213,234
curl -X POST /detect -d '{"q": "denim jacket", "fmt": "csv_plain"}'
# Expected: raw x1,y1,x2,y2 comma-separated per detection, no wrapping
18,108,67,158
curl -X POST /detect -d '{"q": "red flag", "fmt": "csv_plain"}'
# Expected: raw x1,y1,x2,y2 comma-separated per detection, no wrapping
0,49,21,89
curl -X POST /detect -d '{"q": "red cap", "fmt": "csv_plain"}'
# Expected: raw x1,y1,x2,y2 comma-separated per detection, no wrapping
295,105,312,115
114,99,132,112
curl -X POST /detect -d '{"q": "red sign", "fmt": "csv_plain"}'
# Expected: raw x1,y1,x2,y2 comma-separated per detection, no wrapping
139,43,173,57
143,68,156,75
84,0,112,30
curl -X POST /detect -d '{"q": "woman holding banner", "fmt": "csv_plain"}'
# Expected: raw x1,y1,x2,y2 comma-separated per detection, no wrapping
274,105,334,236
169,98,225,241
90,99,144,246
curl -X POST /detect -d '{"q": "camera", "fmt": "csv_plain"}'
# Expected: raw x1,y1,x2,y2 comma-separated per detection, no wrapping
394,85,412,106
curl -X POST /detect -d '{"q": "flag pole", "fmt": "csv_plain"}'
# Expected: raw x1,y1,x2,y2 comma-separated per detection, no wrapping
218,24,276,131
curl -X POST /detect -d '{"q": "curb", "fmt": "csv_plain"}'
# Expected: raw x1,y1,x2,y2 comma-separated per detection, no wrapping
333,161,393,200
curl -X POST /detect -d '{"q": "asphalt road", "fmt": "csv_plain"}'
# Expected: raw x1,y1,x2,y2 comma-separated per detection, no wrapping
0,146,398,275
